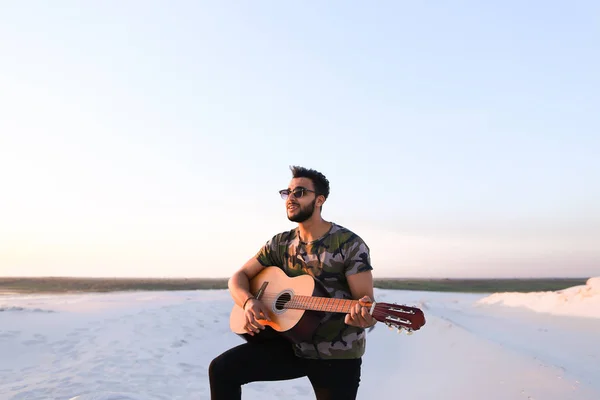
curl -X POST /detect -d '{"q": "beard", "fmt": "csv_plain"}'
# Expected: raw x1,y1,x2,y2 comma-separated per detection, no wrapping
287,198,316,223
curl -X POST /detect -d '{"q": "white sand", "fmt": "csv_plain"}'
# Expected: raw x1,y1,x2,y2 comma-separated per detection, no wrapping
1,281,599,400
477,277,600,319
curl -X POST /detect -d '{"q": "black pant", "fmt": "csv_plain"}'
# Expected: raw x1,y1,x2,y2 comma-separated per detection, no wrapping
209,336,362,400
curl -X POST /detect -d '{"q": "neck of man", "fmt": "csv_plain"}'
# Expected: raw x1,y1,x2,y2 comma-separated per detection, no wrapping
297,214,332,243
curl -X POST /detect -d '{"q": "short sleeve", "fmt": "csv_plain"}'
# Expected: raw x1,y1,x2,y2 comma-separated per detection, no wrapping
255,234,283,267
344,235,373,277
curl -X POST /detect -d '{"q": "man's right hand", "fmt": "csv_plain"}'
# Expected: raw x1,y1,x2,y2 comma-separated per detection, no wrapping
243,298,272,336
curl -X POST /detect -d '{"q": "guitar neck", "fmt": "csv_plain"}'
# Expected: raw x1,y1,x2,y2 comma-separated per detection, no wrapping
285,295,366,314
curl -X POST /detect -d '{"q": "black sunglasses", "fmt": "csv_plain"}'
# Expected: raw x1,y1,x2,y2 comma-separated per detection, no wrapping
279,187,316,200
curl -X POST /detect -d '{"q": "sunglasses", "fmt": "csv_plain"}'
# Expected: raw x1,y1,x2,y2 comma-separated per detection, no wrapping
279,187,316,200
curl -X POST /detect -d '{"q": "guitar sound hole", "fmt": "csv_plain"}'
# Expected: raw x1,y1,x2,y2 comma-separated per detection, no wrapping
275,292,292,311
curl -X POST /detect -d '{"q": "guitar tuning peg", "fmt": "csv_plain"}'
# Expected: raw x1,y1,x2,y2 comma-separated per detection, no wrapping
406,330,413,336
397,327,403,334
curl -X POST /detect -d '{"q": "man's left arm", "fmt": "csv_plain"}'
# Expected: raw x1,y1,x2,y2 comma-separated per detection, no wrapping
346,270,377,328
343,236,377,328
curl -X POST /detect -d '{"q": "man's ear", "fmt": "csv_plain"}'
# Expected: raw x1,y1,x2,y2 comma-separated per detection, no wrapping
317,195,326,207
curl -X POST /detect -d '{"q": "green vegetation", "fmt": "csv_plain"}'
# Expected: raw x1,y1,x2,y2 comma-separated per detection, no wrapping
0,277,228,294
372,277,587,293
0,276,588,294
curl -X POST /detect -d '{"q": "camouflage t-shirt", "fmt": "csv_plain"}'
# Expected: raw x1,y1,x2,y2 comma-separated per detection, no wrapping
255,222,373,360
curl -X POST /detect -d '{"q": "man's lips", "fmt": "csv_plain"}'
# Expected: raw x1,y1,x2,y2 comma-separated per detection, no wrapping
287,204,299,211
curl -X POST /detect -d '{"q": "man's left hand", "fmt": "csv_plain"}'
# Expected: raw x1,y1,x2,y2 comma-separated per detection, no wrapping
345,296,377,328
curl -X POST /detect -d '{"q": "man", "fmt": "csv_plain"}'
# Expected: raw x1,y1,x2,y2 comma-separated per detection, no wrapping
209,166,377,400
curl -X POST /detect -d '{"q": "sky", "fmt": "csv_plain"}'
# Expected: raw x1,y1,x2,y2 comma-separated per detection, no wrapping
0,1,599,279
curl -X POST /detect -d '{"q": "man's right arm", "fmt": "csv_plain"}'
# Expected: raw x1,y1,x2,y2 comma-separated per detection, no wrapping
228,256,265,309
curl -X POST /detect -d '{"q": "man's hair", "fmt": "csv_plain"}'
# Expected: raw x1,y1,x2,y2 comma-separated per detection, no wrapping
290,165,330,200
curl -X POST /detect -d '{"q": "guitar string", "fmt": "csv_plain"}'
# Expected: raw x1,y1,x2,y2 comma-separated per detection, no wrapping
244,292,361,311
245,292,418,312
244,307,415,328
240,293,422,327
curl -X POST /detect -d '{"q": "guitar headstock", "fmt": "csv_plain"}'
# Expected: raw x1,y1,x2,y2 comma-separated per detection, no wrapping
371,302,426,334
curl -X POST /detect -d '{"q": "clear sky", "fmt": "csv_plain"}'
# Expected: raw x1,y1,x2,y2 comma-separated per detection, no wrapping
1,1,598,279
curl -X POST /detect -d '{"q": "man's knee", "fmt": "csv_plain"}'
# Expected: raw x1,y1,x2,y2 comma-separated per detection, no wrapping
208,354,226,381
209,345,245,382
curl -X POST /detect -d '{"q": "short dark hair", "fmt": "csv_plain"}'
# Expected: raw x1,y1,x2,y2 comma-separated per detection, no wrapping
290,165,330,200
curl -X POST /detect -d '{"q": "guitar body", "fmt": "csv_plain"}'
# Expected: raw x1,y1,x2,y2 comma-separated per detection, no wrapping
229,267,329,344
229,267,427,342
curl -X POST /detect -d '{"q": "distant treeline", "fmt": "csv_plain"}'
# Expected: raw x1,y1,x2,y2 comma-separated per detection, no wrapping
372,278,587,293
0,276,588,294
0,277,228,294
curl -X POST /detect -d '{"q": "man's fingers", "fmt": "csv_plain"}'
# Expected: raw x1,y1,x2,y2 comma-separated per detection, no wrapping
356,302,374,327
243,322,255,335
345,301,377,328
347,303,362,326
256,308,271,322
358,296,371,306
260,308,272,321
360,306,371,319
248,319,260,332
247,312,265,331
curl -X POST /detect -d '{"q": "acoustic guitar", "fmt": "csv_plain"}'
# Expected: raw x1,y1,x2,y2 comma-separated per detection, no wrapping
229,266,426,344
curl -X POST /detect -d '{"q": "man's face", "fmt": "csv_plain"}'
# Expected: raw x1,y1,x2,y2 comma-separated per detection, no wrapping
281,177,318,223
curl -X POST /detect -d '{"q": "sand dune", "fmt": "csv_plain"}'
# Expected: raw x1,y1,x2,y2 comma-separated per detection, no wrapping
477,276,600,318
1,281,599,399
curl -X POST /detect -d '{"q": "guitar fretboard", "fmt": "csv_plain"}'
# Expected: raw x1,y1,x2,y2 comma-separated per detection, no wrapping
284,295,359,313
